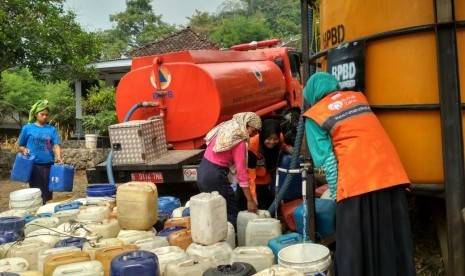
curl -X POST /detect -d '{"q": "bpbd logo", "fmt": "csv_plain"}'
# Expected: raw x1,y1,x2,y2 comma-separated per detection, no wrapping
150,65,174,99
252,67,265,87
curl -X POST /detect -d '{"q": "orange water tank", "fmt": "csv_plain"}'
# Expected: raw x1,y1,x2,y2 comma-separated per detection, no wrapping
116,50,286,149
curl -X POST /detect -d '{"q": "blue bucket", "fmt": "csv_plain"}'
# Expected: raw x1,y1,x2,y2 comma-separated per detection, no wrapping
49,164,74,192
10,153,35,183
86,184,116,197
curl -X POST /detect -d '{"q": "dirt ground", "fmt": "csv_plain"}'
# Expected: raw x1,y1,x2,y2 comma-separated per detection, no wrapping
0,170,445,275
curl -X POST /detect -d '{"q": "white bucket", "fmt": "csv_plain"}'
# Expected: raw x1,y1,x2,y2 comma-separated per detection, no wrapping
278,243,332,276
9,188,42,211
85,134,98,149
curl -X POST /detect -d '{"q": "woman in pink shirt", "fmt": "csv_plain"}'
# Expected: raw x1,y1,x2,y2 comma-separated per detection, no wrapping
197,112,262,228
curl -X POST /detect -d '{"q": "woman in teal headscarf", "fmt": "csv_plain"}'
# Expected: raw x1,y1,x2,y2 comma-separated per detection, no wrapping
18,100,63,203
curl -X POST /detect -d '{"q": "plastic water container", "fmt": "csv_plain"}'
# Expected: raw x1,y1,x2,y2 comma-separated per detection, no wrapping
23,213,51,225
117,182,158,231
225,222,236,249
293,199,336,240
10,153,35,183
86,185,116,197
42,251,91,276
36,246,80,272
278,243,331,276
181,207,190,217
6,240,51,270
51,209,80,225
55,223,99,242
117,230,156,245
245,218,282,246
0,217,25,235
86,219,121,239
164,255,214,276
77,206,110,221
229,246,275,272
24,228,61,247
253,265,304,275
16,270,43,276
0,231,20,245
280,199,302,231
158,196,181,220
190,192,228,246
24,217,60,236
186,242,232,266
164,217,191,229
82,238,125,260
134,236,169,251
0,257,29,273
54,201,82,213
149,246,187,275
94,245,138,276
48,164,74,192
9,189,42,212
110,250,160,276
0,210,29,218
267,233,308,263
237,210,270,247
167,229,192,250
202,262,256,276
157,226,186,238
51,260,104,276
54,237,88,249
171,207,188,218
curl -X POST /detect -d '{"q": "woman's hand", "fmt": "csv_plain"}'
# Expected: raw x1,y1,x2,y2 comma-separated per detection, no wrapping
22,148,30,155
247,199,258,213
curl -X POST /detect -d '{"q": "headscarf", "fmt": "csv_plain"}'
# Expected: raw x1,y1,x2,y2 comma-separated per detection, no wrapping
303,72,340,106
259,119,282,170
28,100,49,123
205,112,262,152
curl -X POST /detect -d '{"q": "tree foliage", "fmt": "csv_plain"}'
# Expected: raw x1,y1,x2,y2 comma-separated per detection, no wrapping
82,84,118,135
0,0,101,81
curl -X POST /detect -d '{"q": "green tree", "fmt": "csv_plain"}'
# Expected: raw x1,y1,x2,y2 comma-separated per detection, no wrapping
188,10,220,38
0,0,101,81
82,84,118,135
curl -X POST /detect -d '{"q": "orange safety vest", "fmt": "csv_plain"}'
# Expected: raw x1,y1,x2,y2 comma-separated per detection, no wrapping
303,91,409,201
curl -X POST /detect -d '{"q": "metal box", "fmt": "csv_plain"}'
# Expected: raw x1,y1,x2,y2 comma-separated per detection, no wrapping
108,119,168,164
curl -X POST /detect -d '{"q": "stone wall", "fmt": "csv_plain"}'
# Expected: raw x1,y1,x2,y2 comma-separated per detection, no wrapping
0,140,110,179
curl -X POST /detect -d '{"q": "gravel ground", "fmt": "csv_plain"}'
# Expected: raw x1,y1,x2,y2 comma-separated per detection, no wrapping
0,170,445,275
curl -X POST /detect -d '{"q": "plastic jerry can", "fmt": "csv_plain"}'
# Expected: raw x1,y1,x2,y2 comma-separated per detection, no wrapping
53,201,82,213
94,245,138,276
190,192,228,246
253,265,304,275
82,238,125,260
48,165,74,192
164,256,215,276
42,251,91,276
85,220,121,239
0,231,19,245
117,230,156,245
37,246,80,272
0,210,29,218
293,199,336,240
171,207,188,218
24,217,60,236
133,236,169,251
24,229,61,247
0,257,29,273
157,226,186,238
6,240,51,270
17,270,44,276
77,206,110,222
110,250,160,276
186,242,233,266
245,218,282,246
54,237,88,249
236,210,270,247
202,262,256,276
51,209,80,225
280,199,302,231
116,182,158,231
229,246,274,272
51,260,103,276
10,153,35,183
157,196,181,220
225,222,236,249
267,233,308,263
164,217,191,230
167,229,192,250
149,246,187,274
0,217,25,235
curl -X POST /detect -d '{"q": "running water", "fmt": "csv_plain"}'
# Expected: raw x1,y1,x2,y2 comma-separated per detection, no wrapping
301,167,308,244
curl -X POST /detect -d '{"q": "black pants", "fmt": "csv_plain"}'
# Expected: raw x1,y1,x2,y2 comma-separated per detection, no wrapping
334,185,415,276
30,164,53,204
197,158,239,229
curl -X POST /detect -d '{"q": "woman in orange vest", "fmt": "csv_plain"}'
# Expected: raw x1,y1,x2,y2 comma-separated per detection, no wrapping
237,119,292,210
303,72,415,276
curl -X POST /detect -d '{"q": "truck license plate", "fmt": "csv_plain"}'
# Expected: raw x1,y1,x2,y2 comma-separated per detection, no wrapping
131,172,163,183
183,168,198,181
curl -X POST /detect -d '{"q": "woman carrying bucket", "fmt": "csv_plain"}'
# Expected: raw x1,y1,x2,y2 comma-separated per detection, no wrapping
303,73,415,275
17,99,63,204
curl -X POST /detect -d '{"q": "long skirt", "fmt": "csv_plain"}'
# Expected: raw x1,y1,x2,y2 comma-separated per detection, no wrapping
334,185,415,276
30,163,53,204
197,157,239,229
